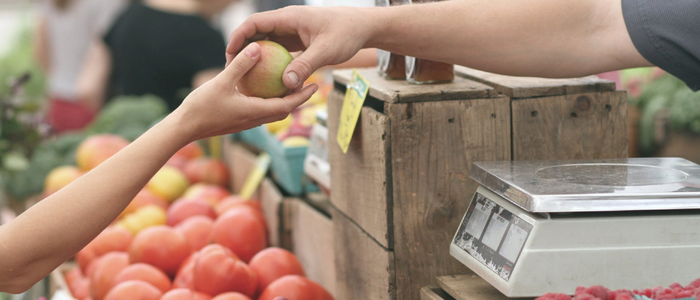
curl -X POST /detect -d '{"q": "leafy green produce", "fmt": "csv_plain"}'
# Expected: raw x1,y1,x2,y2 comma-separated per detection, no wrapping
87,94,168,140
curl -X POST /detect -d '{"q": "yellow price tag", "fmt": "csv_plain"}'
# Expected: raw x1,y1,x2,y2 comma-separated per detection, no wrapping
239,152,271,200
337,69,370,154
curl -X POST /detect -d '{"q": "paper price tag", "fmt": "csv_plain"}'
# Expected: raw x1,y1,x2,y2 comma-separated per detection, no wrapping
239,152,271,200
337,70,370,153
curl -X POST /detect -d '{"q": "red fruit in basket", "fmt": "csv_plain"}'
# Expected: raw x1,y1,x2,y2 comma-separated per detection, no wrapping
129,226,192,276
184,158,230,187
76,246,98,273
120,190,169,219
258,275,333,300
167,198,217,226
184,183,230,206
166,155,188,172
193,244,257,297
63,267,83,287
76,134,129,171
104,280,163,300
174,141,205,161
249,248,305,291
69,277,91,300
211,292,252,300
113,263,172,293
160,288,212,300
89,252,130,300
215,195,262,216
210,208,267,262
89,226,134,256
572,293,598,300
535,294,571,300
580,285,608,300
175,215,214,251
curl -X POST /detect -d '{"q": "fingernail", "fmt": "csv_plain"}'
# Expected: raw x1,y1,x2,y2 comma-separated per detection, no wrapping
287,71,300,88
303,83,319,94
245,43,260,58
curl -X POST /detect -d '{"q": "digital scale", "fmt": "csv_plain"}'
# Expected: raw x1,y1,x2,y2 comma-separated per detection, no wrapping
451,157,700,298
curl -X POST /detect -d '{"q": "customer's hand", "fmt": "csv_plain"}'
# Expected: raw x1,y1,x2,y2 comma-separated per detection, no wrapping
226,6,373,90
173,42,318,142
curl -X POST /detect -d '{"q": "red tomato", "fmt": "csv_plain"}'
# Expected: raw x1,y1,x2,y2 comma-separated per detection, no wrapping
210,208,267,262
167,198,217,226
128,226,192,276
249,248,305,291
160,288,212,300
113,263,171,293
104,280,162,300
193,244,257,297
175,216,215,251
210,292,252,300
258,275,333,300
89,252,130,300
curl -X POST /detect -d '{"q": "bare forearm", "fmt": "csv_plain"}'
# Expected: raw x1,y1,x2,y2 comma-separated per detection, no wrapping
366,0,649,77
0,113,190,291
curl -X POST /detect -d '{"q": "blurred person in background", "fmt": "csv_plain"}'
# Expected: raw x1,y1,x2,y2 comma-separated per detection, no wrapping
34,0,126,133
77,0,237,112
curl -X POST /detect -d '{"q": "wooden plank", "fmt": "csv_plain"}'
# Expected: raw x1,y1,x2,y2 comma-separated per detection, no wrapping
223,140,260,199
332,206,395,300
260,178,285,247
421,286,456,300
328,89,393,248
333,68,496,103
437,275,525,300
511,91,628,160
388,97,512,300
289,198,336,297
455,66,616,98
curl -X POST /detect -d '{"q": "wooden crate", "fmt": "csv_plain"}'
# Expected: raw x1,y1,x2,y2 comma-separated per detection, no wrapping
328,68,628,300
223,139,289,248
287,198,336,297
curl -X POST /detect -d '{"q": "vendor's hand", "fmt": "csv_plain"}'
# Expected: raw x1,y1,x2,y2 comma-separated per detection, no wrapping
226,6,373,90
172,42,319,142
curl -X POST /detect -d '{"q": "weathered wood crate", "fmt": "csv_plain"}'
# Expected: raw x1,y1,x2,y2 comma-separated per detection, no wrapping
327,67,627,300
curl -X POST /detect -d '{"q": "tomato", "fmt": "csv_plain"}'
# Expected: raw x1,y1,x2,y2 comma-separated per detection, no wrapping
89,252,130,300
160,288,212,300
175,216,214,251
193,244,257,297
167,198,217,226
113,263,171,293
210,292,252,300
129,226,192,276
210,208,267,262
249,248,305,291
258,275,333,300
104,280,162,300
214,196,263,218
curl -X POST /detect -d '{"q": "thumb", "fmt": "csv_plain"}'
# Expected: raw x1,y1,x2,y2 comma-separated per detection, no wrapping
222,42,261,83
283,46,327,90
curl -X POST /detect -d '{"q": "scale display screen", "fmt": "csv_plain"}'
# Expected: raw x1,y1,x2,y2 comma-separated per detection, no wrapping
453,192,533,281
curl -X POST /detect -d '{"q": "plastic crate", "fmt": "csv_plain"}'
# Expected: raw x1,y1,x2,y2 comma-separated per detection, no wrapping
230,127,319,195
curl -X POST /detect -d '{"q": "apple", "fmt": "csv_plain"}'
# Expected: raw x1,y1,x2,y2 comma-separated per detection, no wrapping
237,41,293,98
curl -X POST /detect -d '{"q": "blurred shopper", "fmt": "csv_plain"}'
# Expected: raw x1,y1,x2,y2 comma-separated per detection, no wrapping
77,0,237,112
34,0,126,133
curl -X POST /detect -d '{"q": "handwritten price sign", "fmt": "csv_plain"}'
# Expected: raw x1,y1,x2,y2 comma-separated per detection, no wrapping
337,70,370,154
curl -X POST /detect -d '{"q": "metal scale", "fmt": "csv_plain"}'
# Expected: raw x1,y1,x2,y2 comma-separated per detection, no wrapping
451,157,700,298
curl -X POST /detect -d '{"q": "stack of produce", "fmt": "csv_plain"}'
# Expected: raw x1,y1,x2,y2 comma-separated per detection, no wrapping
537,280,700,300
45,135,332,300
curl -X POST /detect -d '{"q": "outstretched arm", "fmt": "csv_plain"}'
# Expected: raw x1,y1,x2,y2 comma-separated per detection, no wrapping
226,0,650,89
0,43,318,293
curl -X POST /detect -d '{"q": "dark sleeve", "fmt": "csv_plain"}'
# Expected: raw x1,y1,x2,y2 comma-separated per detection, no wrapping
191,28,227,73
621,0,700,91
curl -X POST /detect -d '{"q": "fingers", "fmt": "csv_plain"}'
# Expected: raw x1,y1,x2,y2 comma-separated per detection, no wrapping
221,43,261,83
254,83,319,116
283,46,329,90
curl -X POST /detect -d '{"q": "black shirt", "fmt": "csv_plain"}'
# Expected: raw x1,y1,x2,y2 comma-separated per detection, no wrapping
104,3,226,111
622,0,700,91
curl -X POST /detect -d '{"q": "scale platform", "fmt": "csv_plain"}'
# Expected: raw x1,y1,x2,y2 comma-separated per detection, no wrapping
450,157,700,298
